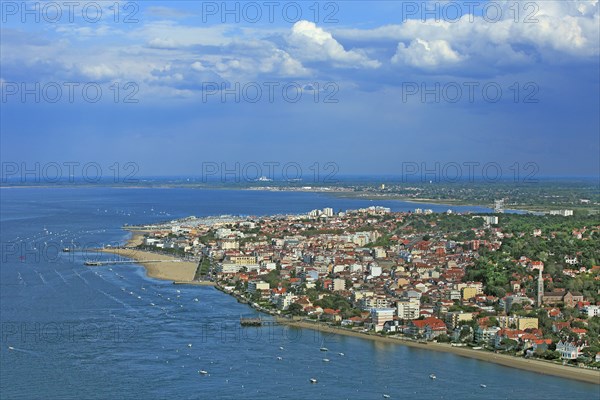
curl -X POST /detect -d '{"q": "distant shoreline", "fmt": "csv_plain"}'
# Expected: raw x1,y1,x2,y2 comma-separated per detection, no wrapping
2,185,594,214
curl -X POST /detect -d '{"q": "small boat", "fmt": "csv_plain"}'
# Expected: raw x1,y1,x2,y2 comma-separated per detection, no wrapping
338,352,345,356
319,338,328,352
480,384,487,388
8,346,14,350
309,378,318,384
383,395,391,399
194,298,199,302
322,358,330,362
429,374,436,379
188,344,192,348
277,357,283,360
279,347,284,350
199,370,208,375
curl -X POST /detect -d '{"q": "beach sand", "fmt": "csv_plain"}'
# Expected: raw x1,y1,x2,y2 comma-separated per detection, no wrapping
125,232,146,247
279,319,600,385
98,231,198,282
100,247,198,281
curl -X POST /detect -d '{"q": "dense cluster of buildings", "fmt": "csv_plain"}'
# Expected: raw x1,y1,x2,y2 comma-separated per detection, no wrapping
137,206,600,364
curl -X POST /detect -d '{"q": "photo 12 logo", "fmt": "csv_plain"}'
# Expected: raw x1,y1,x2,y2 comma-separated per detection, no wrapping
201,81,339,104
1,1,140,24
401,81,540,104
399,1,540,23
1,321,136,344
1,238,147,265
1,162,140,184
197,321,339,344
400,161,540,183
1,82,139,104
201,162,339,183
199,1,339,24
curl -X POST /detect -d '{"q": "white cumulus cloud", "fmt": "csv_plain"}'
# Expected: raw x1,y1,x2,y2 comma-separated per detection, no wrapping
287,20,381,69
392,38,463,68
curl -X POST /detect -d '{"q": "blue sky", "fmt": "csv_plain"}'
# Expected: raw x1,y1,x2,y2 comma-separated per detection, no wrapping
1,1,599,179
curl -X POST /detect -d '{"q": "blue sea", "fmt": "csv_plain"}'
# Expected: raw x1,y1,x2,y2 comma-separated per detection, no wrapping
0,188,598,399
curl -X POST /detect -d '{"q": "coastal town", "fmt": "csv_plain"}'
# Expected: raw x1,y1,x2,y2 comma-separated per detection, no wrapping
123,206,600,373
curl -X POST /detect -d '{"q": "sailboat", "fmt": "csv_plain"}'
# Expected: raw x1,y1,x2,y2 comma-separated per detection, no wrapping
319,339,328,352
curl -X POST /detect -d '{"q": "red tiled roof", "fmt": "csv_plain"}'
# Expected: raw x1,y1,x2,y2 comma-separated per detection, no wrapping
412,317,445,330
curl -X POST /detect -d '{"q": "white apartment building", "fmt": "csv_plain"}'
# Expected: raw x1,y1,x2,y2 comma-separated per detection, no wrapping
333,278,346,291
583,305,600,317
217,263,242,274
370,265,382,277
397,298,420,320
360,296,389,310
276,293,295,310
475,326,501,346
247,280,270,293
371,308,396,332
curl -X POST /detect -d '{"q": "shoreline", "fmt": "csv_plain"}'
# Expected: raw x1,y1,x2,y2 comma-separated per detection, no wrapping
98,231,598,385
277,319,600,385
97,231,211,284
1,185,595,214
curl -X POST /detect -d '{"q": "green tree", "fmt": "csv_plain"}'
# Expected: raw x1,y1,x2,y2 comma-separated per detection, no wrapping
541,350,560,360
501,338,518,350
287,303,304,316
436,334,451,343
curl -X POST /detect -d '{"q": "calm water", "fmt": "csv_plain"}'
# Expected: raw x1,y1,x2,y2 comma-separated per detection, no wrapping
0,188,597,399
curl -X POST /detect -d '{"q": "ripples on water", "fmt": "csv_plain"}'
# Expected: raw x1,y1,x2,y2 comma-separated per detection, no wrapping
0,188,597,399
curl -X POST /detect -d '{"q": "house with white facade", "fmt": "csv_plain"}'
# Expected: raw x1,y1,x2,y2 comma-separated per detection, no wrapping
556,339,586,360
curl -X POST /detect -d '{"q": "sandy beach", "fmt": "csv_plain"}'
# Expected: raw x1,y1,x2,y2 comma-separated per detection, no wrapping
124,231,146,247
279,319,600,385
98,231,199,282
100,247,198,281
